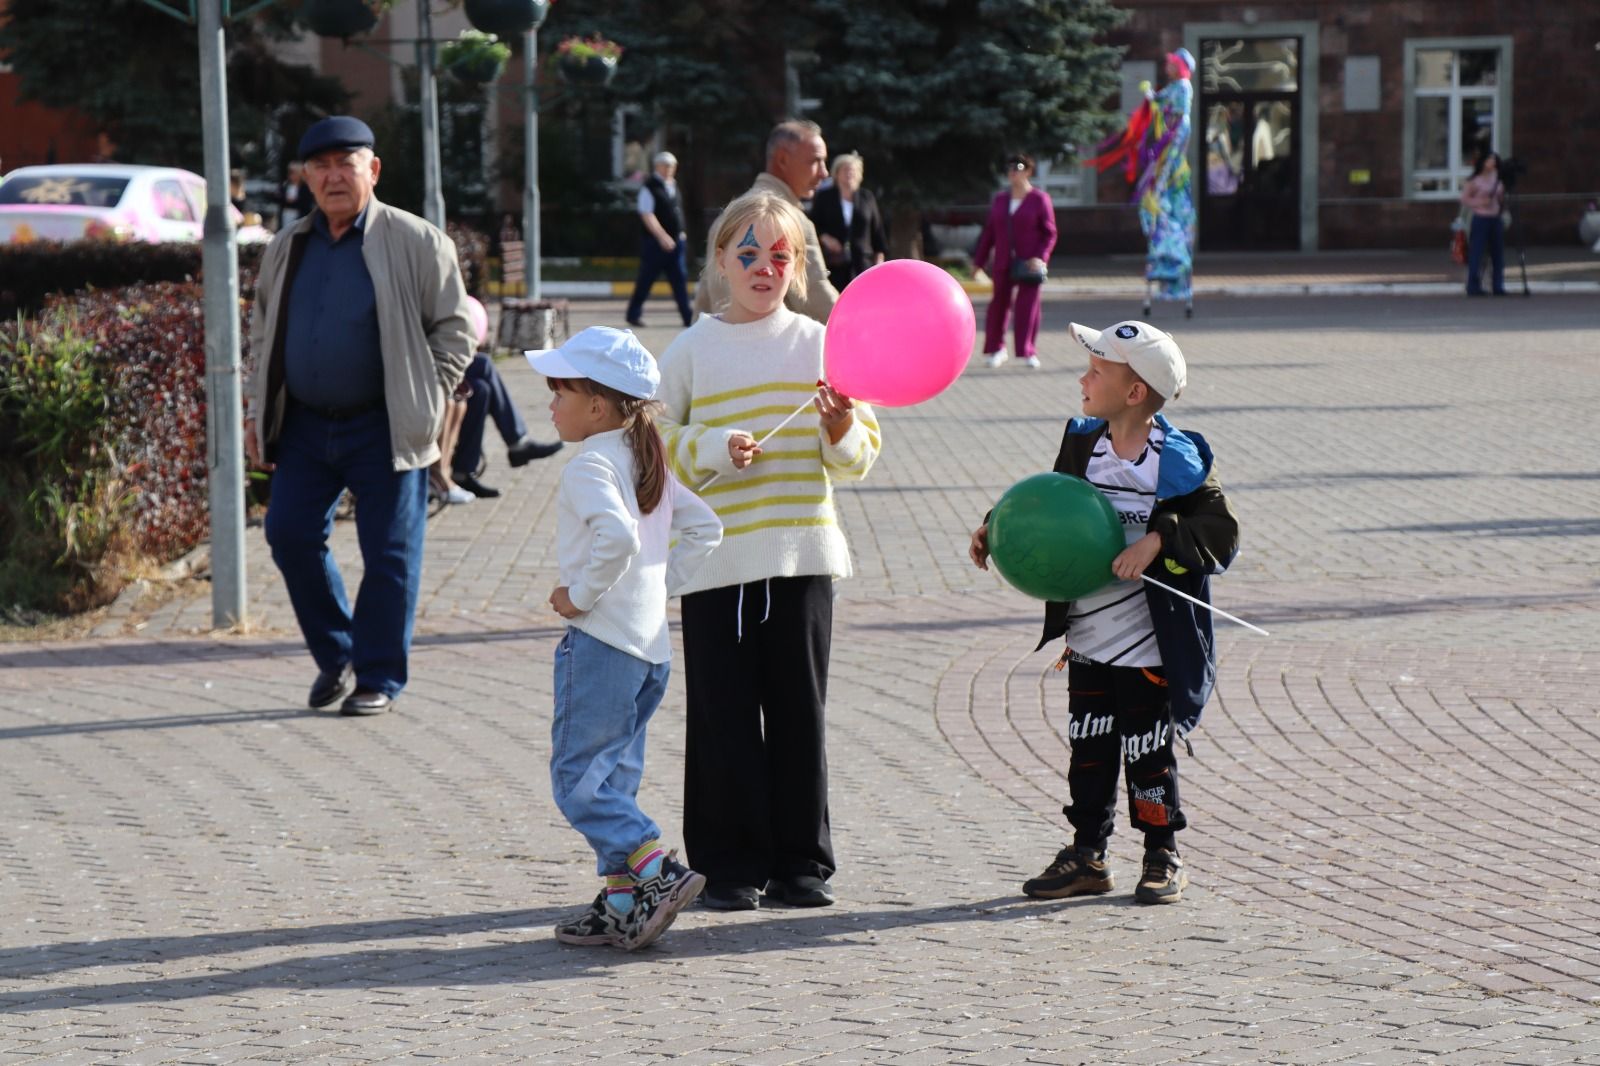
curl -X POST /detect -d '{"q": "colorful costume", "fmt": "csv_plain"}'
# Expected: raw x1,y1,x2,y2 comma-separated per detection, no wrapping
1088,52,1196,303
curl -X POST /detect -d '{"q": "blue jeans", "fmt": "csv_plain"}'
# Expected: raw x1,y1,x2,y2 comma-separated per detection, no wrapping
551,627,669,874
452,352,528,477
1466,214,1505,294
263,406,428,697
625,235,693,326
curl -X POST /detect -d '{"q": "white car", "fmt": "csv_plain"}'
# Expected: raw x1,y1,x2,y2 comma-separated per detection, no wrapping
0,164,272,245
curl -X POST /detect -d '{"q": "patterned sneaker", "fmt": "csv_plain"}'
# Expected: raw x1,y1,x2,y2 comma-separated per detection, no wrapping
1022,846,1114,899
1134,849,1187,905
553,893,629,947
624,851,706,951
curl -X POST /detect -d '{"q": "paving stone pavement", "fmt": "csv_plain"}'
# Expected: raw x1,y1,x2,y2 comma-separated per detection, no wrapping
3,293,1599,1063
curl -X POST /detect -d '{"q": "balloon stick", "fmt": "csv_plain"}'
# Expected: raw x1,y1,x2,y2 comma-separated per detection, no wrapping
1139,574,1269,636
698,390,821,492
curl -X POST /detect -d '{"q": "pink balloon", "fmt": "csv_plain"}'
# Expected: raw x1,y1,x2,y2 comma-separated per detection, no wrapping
465,296,489,347
823,259,975,407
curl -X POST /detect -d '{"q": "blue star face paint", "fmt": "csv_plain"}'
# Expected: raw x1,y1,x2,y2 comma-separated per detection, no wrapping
736,223,760,270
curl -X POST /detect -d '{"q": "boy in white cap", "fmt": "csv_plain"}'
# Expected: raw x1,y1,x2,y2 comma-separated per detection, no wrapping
968,321,1238,904
526,327,723,949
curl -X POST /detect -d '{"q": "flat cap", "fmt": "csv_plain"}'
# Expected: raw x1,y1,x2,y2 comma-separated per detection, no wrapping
298,116,375,161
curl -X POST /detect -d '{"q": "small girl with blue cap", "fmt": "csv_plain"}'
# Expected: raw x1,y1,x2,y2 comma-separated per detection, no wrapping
526,326,723,950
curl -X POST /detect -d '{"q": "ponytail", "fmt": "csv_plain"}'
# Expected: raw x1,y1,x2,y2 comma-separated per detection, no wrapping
620,396,668,514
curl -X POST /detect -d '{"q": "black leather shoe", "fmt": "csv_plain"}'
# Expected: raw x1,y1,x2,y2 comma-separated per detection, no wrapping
764,876,835,907
700,883,760,911
308,664,354,710
452,471,501,498
507,435,563,467
340,689,392,716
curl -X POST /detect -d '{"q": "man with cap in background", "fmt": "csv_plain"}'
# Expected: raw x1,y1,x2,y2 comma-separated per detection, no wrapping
624,151,694,329
244,115,474,717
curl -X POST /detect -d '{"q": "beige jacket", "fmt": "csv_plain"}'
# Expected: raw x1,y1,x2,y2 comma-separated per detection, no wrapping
245,198,473,472
692,172,839,323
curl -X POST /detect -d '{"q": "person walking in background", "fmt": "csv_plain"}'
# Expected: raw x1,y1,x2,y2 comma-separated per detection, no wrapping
694,120,839,324
244,116,473,717
278,160,310,231
972,153,1057,369
808,152,888,290
625,152,694,329
1460,150,1508,296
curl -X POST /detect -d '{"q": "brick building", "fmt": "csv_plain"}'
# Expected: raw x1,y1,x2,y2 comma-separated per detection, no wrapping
1066,0,1600,251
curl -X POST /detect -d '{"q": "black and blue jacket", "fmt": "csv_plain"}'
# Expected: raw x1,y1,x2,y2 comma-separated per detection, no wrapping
1035,414,1240,734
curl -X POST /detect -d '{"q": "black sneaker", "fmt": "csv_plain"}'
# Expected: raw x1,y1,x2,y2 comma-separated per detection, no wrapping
624,852,706,951
700,882,760,911
1134,849,1187,904
452,471,501,498
1022,846,1114,899
553,893,629,947
507,435,563,467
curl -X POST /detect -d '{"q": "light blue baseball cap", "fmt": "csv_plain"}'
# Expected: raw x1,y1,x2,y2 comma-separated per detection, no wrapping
525,326,660,399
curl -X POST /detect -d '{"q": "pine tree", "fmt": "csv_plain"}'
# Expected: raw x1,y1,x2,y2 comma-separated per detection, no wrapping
803,0,1127,252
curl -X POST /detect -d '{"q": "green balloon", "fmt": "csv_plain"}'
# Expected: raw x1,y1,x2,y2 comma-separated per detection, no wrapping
988,472,1126,601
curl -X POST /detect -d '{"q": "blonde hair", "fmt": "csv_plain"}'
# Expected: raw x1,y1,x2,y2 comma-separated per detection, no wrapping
712,191,809,304
831,152,864,181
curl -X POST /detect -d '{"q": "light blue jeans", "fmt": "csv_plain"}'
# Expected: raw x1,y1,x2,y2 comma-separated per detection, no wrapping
551,627,669,874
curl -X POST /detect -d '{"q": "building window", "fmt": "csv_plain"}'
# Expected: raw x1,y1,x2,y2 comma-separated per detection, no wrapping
1404,38,1511,199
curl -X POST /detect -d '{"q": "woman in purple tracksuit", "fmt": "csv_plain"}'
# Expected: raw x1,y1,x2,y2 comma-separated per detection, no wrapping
972,152,1058,369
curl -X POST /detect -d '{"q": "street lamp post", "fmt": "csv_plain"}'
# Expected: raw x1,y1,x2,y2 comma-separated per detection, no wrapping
522,24,541,300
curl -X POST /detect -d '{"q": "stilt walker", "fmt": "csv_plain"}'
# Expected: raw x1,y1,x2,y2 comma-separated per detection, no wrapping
1088,48,1197,319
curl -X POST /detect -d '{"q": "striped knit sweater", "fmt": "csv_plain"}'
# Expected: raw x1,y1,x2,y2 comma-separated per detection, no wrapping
657,307,880,595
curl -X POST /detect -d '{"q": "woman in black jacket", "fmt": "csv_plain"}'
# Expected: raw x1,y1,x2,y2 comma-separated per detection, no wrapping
808,153,888,289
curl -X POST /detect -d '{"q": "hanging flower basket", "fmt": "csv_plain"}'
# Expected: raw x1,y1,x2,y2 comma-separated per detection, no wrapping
555,36,622,87
301,0,393,38
440,30,511,84
462,0,549,38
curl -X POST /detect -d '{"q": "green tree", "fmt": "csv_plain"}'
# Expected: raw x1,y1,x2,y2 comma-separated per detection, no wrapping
804,0,1127,252
0,0,347,177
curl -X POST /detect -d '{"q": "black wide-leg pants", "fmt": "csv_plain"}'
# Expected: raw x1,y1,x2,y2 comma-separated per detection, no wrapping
1063,658,1186,852
681,575,835,886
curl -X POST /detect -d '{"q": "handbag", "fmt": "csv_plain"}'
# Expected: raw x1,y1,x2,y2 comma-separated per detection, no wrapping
1450,229,1467,266
1006,206,1047,285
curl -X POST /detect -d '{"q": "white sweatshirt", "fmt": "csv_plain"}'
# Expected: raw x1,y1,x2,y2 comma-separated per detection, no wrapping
556,428,723,664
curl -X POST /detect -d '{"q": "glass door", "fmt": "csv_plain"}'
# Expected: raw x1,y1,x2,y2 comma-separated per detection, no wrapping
1198,38,1301,250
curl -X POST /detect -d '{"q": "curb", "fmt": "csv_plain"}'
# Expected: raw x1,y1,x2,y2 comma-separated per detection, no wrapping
523,278,1600,300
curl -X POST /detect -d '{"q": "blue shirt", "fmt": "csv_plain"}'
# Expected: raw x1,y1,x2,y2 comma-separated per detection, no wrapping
283,205,386,409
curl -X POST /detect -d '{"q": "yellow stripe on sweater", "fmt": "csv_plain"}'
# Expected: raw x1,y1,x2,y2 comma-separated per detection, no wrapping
722,516,838,537
713,493,833,516
701,471,828,496
700,404,818,429
695,381,819,408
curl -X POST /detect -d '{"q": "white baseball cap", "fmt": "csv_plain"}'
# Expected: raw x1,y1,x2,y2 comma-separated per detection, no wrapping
1069,320,1187,401
526,326,660,399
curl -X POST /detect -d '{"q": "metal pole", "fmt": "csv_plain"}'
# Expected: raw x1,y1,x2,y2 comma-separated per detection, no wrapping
523,25,540,299
198,0,246,628
417,0,445,228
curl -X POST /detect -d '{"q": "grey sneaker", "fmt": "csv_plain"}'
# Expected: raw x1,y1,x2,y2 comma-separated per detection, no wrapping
625,852,705,951
553,893,629,947
1134,849,1187,904
1022,846,1114,899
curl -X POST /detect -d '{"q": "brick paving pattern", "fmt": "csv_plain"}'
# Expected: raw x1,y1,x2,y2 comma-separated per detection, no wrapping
2,290,1598,1063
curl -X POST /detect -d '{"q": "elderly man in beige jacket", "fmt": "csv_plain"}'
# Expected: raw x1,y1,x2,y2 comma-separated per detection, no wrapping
244,116,473,718
693,119,840,323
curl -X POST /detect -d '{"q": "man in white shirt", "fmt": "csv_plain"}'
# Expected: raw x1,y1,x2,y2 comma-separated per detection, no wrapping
625,152,694,328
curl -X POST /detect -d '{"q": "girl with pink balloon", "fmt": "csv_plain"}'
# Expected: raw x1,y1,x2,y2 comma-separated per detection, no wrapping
656,189,974,913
